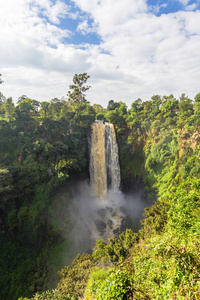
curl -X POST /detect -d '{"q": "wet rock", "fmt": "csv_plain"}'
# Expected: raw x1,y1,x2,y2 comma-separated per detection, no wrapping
95,219,107,235
106,207,113,213
113,228,121,236
120,215,132,232
97,208,107,219
111,211,117,217
107,219,113,229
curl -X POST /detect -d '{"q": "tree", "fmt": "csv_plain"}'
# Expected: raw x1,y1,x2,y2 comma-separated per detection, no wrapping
151,95,161,116
160,95,179,119
131,98,144,112
92,104,106,114
93,229,138,265
194,92,200,103
0,168,13,200
107,100,120,111
5,97,15,121
0,75,5,113
106,104,127,131
0,92,6,103
18,95,28,102
49,98,64,117
194,93,200,116
178,93,193,120
0,74,3,84
40,101,51,117
17,98,40,116
67,73,91,103
0,93,6,115
57,253,96,299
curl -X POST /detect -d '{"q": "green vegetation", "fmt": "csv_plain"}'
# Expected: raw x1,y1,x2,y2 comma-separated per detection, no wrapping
0,74,200,299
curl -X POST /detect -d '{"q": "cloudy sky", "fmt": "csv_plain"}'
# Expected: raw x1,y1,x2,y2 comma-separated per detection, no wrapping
0,0,200,107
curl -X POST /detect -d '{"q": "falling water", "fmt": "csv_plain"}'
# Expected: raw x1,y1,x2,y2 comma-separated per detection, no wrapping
105,123,121,191
90,122,107,200
90,121,121,200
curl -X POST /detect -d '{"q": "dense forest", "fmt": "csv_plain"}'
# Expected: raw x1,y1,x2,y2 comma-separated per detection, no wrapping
0,73,200,299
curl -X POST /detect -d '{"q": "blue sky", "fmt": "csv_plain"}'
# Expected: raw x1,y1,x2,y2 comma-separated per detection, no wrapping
0,0,200,107
148,0,200,15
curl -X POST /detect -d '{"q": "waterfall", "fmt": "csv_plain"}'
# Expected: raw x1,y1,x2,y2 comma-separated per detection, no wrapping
105,124,121,191
90,121,120,200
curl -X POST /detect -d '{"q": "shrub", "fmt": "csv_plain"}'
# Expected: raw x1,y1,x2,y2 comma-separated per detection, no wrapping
85,268,132,300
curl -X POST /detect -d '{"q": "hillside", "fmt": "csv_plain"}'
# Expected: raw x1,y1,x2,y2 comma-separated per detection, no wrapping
0,74,200,299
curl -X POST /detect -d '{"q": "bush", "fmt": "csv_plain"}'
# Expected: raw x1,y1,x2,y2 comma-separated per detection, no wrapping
57,253,96,300
85,268,132,300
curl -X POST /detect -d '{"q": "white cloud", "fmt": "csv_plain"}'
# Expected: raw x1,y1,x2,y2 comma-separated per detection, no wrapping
30,0,71,24
176,0,200,11
73,0,147,38
77,19,97,35
0,0,200,107
178,0,190,5
185,3,199,10
71,0,200,105
149,3,168,14
0,0,72,70
0,0,89,102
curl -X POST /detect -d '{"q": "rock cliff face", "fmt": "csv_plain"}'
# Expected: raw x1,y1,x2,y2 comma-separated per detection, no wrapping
190,131,200,152
178,128,200,157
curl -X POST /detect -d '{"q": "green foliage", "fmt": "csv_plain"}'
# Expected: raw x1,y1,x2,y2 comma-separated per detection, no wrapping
0,168,13,194
0,235,49,300
140,200,170,238
49,98,64,118
57,253,96,300
93,229,138,265
85,268,109,300
18,289,69,300
39,101,51,117
17,98,40,116
105,103,127,131
127,177,200,299
85,268,132,300
130,237,200,299
168,177,200,238
92,104,106,115
1,79,200,300
194,92,200,103
4,97,15,121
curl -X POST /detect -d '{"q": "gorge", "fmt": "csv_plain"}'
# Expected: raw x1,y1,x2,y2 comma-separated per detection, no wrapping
1,85,199,300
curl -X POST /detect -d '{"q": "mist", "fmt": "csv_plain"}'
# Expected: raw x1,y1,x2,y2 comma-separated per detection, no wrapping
71,180,150,248
46,179,151,283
